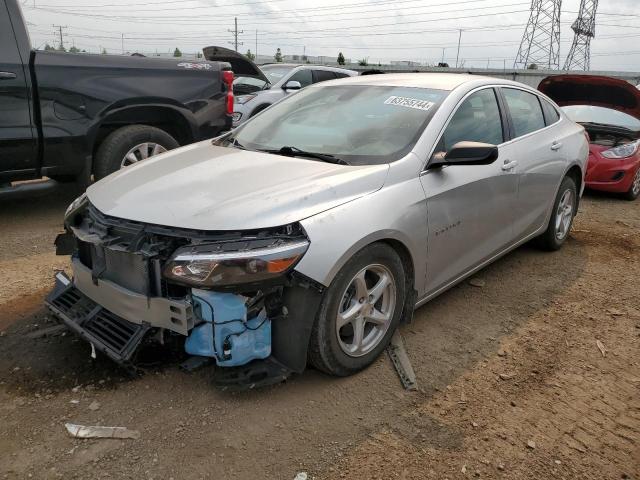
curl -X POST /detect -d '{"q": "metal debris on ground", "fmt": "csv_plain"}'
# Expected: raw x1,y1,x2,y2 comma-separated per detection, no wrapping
468,278,486,288
596,340,607,357
64,423,140,440
386,330,417,390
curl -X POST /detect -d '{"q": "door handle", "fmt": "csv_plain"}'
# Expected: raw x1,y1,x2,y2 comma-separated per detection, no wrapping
0,71,17,80
502,159,518,171
551,141,563,151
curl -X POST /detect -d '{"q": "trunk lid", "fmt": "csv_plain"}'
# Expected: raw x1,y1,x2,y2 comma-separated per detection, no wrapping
202,45,268,83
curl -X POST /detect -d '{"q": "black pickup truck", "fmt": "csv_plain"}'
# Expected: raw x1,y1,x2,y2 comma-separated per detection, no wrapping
1,0,260,186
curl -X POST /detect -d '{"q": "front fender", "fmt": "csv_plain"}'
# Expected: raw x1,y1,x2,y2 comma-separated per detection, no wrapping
295,176,428,295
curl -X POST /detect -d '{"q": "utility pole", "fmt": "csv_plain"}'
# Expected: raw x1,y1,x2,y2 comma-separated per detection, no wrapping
228,17,243,52
455,29,462,68
121,34,125,55
53,24,67,50
441,47,446,64
255,30,258,59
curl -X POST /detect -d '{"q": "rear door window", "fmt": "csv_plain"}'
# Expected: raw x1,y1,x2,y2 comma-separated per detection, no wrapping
439,88,504,153
287,69,312,88
502,88,546,138
312,70,338,83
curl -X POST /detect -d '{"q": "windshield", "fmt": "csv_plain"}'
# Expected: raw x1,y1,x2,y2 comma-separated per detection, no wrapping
562,105,640,130
218,85,448,165
260,65,294,84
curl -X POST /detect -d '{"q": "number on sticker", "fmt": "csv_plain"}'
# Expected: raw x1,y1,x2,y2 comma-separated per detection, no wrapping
384,96,435,111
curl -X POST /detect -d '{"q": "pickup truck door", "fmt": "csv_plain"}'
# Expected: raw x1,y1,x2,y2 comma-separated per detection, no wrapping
0,2,36,179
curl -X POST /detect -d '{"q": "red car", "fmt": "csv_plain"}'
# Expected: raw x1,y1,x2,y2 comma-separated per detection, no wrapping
539,75,640,201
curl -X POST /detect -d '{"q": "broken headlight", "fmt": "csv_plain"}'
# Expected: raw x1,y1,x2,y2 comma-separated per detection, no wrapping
64,192,88,225
163,239,309,287
602,140,640,159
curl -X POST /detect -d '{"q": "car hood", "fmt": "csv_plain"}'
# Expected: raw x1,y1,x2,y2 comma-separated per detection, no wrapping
202,45,268,83
86,142,389,231
539,74,640,120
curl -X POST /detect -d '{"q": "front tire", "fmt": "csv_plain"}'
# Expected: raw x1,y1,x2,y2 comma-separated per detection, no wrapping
622,167,640,201
93,125,179,180
536,176,577,251
308,243,406,377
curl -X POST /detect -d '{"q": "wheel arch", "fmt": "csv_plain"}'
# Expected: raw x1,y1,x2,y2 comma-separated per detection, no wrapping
87,104,196,173
565,163,584,209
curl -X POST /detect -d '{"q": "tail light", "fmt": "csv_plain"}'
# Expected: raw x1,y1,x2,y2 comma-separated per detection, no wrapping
222,70,234,115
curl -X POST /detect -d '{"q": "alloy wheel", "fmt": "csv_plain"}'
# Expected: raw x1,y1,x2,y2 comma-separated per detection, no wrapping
336,264,397,357
555,189,574,240
121,142,167,168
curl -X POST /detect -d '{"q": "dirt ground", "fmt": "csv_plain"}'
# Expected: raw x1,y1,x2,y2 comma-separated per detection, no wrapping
0,186,638,480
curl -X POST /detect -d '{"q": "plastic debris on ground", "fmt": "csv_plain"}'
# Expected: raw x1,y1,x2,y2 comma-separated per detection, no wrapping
386,330,417,390
64,423,140,439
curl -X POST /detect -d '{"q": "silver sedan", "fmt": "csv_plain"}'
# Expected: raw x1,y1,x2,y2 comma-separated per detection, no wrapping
51,74,588,384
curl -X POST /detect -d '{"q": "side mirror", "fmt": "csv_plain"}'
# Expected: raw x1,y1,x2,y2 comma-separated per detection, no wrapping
283,80,302,91
429,141,499,169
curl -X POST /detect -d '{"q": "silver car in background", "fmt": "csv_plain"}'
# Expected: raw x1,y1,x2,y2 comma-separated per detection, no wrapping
231,64,358,127
49,74,588,386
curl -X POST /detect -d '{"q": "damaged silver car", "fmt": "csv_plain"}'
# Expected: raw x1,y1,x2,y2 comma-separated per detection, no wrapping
47,73,588,387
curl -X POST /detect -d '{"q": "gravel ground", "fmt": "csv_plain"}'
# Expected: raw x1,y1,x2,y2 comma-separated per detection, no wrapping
0,187,638,479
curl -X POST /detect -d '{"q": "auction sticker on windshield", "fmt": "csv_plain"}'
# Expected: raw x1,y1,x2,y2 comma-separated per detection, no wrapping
384,96,435,111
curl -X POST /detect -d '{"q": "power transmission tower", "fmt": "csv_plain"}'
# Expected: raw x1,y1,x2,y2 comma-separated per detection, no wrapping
563,0,598,70
514,0,562,70
228,17,243,52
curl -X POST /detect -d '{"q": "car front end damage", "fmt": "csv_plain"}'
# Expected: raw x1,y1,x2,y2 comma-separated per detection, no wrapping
46,196,323,387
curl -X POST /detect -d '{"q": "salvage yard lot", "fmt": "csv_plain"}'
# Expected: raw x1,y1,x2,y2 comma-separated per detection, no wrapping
0,187,638,479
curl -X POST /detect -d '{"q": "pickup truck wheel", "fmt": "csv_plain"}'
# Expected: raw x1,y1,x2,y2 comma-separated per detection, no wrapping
94,125,179,180
307,243,405,377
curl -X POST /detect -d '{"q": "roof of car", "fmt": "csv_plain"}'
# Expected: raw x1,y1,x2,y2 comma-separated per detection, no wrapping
260,63,356,73
314,72,522,90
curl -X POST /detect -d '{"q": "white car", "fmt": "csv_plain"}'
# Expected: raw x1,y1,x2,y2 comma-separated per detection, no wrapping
48,74,588,388
231,63,357,126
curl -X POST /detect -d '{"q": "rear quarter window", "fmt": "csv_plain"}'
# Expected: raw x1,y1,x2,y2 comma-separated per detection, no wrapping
540,98,561,125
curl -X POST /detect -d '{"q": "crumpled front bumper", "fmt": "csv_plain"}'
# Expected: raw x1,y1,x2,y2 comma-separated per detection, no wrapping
45,271,151,372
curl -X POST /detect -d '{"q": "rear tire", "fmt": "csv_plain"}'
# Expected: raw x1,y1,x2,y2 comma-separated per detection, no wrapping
308,243,405,377
93,125,179,180
535,176,577,251
622,167,640,201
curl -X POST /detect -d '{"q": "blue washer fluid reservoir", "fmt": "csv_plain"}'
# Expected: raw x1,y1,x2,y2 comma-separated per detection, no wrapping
185,289,271,367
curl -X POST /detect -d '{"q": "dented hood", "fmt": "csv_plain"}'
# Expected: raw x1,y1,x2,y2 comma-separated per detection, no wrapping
86,141,389,231
539,74,640,121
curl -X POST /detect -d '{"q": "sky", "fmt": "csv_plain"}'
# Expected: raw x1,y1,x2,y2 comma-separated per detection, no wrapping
20,0,640,71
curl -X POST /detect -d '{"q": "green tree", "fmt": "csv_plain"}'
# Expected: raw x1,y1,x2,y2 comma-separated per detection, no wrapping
69,46,80,53
337,52,345,65
358,58,368,66
527,63,539,70
43,43,55,51
57,44,67,52
274,48,283,62
245,49,255,61
101,47,108,55
173,47,182,57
